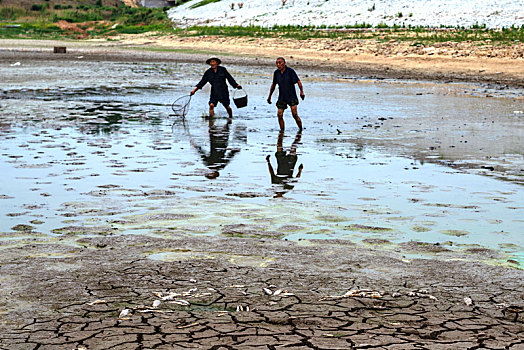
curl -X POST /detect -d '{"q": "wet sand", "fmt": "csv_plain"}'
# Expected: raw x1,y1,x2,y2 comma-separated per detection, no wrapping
1,38,524,349
1,35,523,88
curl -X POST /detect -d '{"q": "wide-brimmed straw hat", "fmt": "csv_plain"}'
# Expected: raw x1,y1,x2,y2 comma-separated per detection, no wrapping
205,57,222,65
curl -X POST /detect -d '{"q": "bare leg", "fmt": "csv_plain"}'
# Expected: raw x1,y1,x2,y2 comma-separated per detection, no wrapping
290,105,302,130
277,130,284,152
290,130,302,155
209,103,215,118
277,109,285,130
225,105,233,118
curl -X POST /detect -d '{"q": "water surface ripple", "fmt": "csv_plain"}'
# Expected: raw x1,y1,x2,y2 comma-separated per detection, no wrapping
1,60,523,266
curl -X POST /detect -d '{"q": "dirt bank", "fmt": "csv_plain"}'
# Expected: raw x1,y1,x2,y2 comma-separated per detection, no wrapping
1,36,523,349
1,234,523,349
122,34,524,88
1,34,523,88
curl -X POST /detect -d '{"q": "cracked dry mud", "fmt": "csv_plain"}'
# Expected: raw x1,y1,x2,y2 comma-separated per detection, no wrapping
0,235,523,349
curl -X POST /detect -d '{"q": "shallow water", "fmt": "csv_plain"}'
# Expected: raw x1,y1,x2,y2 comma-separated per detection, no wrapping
1,59,523,266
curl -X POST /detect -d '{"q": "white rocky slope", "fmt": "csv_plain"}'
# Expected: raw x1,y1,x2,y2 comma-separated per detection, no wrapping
167,0,524,29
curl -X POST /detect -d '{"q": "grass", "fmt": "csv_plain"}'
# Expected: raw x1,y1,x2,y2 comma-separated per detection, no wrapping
189,0,222,9
0,4,174,38
174,24,524,45
0,3,522,45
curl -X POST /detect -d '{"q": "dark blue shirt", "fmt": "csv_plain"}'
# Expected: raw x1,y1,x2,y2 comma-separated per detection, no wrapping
273,67,300,103
196,66,239,100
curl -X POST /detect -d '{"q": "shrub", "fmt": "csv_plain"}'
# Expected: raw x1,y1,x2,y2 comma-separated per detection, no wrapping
31,4,49,11
190,0,222,9
0,6,27,20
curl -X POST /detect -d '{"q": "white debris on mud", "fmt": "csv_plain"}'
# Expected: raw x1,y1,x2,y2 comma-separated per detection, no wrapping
167,0,524,29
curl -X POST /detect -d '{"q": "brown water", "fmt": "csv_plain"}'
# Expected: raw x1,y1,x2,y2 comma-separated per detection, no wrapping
1,58,523,266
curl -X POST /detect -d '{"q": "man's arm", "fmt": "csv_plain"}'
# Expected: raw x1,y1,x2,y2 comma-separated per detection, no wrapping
296,164,303,178
297,80,305,100
267,83,276,104
191,71,209,95
225,68,241,89
266,155,275,177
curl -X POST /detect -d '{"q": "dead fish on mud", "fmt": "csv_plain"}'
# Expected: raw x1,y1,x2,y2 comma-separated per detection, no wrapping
87,299,107,306
154,291,181,301
170,299,190,306
320,288,383,300
154,288,209,301
236,305,250,312
118,308,132,319
407,289,438,301
263,287,295,297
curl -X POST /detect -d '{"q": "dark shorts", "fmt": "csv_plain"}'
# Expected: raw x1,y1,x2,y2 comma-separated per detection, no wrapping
209,97,230,107
275,151,297,176
276,99,299,110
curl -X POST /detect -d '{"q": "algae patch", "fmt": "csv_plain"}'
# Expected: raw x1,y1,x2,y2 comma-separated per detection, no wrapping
441,229,470,237
411,225,431,232
345,224,393,233
51,226,118,236
147,249,276,267
11,224,36,232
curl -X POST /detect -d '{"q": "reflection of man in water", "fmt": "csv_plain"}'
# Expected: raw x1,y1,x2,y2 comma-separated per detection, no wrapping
191,116,241,179
266,131,303,197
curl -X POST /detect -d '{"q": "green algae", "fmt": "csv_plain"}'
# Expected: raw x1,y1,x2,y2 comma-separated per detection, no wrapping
387,216,415,221
399,241,451,253
29,220,44,225
277,224,306,233
345,224,393,233
315,214,349,223
441,229,470,237
411,225,431,232
51,225,118,236
362,238,392,245
11,224,36,232
147,249,276,267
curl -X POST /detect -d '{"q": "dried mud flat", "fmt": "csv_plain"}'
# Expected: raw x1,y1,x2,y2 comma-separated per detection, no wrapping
1,38,524,349
1,234,523,350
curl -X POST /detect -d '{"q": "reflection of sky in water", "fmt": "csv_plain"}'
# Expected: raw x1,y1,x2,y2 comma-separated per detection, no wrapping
0,61,523,265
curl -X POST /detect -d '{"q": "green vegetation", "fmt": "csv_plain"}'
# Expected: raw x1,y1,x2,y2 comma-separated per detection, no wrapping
0,3,174,38
173,24,524,44
189,0,222,9
0,2,522,45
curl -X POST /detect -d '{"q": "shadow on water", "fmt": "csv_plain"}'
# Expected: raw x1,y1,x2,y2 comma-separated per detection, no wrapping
1,60,523,267
190,116,244,180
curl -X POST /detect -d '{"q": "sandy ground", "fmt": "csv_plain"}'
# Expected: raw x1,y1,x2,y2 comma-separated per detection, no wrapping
1,37,523,349
1,34,523,87
100,34,524,88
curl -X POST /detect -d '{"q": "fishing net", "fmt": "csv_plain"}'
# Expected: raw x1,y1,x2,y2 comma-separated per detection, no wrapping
171,95,192,118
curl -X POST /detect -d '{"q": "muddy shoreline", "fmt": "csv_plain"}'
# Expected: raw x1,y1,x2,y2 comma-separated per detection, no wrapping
1,234,523,349
1,38,524,349
1,37,523,88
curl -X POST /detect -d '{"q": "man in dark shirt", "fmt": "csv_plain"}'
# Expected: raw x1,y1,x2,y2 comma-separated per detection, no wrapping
267,57,304,130
266,131,303,198
190,116,241,179
191,57,242,118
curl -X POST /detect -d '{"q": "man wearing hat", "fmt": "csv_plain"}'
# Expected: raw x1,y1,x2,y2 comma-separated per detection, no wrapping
191,57,242,118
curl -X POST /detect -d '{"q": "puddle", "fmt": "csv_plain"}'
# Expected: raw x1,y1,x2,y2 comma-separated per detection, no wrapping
1,59,523,266
147,249,276,267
